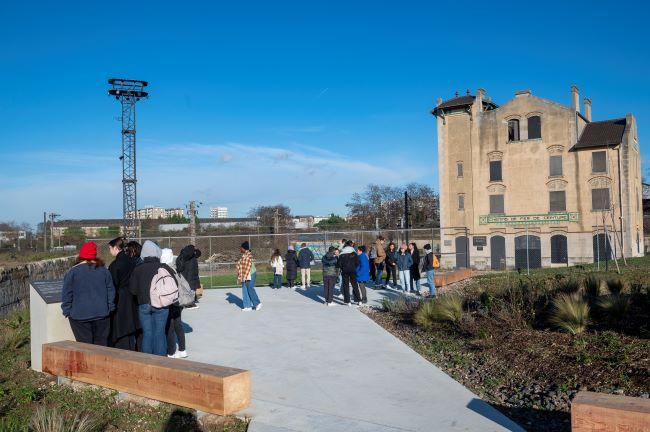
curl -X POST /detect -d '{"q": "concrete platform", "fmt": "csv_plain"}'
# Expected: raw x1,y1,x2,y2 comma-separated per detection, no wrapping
182,284,523,432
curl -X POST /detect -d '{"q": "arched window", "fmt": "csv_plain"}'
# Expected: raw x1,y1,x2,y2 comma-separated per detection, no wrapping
508,119,520,142
551,235,568,264
528,116,542,139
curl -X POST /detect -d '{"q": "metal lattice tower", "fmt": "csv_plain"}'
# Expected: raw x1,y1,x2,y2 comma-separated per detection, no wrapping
108,78,148,239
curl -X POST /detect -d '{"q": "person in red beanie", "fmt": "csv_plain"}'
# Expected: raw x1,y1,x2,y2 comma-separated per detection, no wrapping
61,241,116,346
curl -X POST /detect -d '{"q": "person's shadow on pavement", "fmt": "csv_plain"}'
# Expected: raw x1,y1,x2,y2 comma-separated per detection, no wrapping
225,292,244,308
294,285,326,304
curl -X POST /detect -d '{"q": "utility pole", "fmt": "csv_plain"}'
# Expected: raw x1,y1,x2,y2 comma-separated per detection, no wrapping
404,191,411,244
273,208,280,234
187,200,202,245
43,212,47,252
48,212,60,251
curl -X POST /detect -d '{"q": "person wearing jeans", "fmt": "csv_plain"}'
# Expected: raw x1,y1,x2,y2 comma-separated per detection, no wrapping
396,243,413,293
160,248,187,359
138,303,169,356
422,244,437,297
129,241,175,356
237,241,262,311
270,249,284,289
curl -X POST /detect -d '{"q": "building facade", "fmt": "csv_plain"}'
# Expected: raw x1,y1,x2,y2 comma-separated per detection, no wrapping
126,206,185,220
433,86,642,270
210,207,229,219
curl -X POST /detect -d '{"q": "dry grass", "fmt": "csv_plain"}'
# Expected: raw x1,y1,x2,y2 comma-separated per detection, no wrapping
548,294,590,335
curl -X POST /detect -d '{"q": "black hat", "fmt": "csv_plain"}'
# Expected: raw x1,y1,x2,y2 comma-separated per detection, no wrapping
241,241,250,250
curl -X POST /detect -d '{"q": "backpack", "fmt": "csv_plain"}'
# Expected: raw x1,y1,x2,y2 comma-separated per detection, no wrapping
176,273,195,307
432,255,440,269
150,267,179,308
418,256,426,273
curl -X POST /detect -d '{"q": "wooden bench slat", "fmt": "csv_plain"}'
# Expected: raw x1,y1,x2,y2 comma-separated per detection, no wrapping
572,391,650,432
42,340,250,415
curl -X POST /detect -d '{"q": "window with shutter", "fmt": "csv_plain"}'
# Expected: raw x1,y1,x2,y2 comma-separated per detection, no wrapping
592,151,607,173
489,195,504,214
592,188,610,210
458,194,465,210
528,116,541,139
549,155,563,176
549,191,566,212
489,161,502,181
457,162,463,178
507,119,520,142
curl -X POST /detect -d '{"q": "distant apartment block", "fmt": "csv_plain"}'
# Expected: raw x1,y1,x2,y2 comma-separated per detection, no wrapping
210,207,229,218
127,206,185,220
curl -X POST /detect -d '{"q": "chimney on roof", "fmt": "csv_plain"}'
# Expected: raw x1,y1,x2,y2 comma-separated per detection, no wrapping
466,89,470,96
455,91,459,98
437,97,442,106
476,88,485,112
571,85,580,113
584,97,592,121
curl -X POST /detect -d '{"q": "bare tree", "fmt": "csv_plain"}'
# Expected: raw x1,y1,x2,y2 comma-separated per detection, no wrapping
346,183,439,229
247,205,294,230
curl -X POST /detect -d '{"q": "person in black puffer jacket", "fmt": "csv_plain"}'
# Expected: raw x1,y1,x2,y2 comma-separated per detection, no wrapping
321,246,339,305
338,241,360,306
285,246,300,288
108,237,139,350
176,245,201,309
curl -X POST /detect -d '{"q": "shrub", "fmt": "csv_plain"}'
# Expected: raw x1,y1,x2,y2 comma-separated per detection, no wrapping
381,297,418,315
557,278,581,295
548,294,590,335
606,279,623,296
414,295,463,328
0,309,30,352
598,294,631,324
584,275,601,298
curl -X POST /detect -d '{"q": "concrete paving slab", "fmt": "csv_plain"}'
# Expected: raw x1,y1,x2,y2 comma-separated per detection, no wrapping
182,284,524,432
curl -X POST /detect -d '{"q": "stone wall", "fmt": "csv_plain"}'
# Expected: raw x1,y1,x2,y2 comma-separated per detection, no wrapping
0,256,75,317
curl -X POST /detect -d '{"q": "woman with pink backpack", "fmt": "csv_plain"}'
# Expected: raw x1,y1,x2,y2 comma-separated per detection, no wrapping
129,241,178,356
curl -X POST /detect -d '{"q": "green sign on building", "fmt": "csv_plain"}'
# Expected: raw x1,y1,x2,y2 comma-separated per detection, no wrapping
479,212,580,225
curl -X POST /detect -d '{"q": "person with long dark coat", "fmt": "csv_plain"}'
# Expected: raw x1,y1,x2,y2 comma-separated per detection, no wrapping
284,246,299,288
176,245,201,309
107,237,140,350
408,242,421,295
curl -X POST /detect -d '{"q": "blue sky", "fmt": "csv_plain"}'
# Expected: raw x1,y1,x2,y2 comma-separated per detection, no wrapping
1,1,649,227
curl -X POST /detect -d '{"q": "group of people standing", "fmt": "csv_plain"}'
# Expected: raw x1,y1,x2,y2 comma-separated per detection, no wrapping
61,238,202,358
255,236,440,308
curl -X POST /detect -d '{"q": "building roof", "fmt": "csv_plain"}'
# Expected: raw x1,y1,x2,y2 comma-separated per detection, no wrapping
574,118,627,150
431,95,499,116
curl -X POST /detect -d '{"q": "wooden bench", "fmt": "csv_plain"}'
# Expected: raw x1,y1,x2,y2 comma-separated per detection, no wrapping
572,391,650,432
42,340,250,415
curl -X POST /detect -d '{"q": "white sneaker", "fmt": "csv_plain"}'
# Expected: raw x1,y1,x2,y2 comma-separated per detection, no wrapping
174,350,188,359
242,307,252,312
255,303,263,311
327,302,335,307
337,293,344,299
167,354,175,358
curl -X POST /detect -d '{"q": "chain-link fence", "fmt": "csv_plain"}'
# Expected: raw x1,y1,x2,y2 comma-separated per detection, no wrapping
80,228,469,288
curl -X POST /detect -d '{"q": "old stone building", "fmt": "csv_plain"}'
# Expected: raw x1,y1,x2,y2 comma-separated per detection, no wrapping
432,86,642,270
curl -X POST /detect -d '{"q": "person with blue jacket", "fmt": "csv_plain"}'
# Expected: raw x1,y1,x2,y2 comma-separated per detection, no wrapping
61,242,116,346
298,243,314,289
396,243,413,293
355,245,370,304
